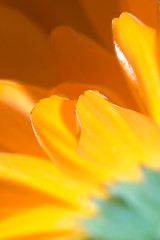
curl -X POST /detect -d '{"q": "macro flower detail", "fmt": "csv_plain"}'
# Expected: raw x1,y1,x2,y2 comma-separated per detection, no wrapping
1,87,160,239
113,12,160,124
1,1,160,239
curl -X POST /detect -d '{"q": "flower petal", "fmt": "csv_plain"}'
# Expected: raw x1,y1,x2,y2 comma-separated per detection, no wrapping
76,91,160,182
112,13,160,124
0,80,48,114
31,95,117,184
0,178,64,221
3,0,101,46
79,0,157,49
79,0,127,50
51,26,144,112
0,4,57,86
0,206,83,240
50,83,124,105
125,0,157,28
0,153,94,211
0,80,47,156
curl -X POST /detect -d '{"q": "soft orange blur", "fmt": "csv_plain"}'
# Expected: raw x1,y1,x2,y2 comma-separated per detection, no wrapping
0,0,157,87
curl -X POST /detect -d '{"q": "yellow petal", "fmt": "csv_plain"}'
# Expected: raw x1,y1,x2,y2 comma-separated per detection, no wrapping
32,95,78,151
31,95,118,184
113,13,160,124
0,4,58,86
0,80,48,157
76,90,160,182
0,178,67,221
0,153,94,211
51,26,144,112
0,206,83,240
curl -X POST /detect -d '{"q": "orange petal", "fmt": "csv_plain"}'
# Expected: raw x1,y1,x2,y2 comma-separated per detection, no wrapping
80,0,157,49
113,13,160,124
76,90,160,182
2,1,157,52
0,80,48,156
0,4,58,87
50,83,124,106
79,0,127,51
51,26,144,112
3,0,102,46
125,0,157,28
0,206,83,240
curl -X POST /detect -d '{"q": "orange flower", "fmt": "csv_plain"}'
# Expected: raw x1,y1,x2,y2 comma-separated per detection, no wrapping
0,1,160,239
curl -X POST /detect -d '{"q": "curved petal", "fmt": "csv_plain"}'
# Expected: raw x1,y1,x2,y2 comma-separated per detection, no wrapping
51,26,144,112
0,0,124,52
79,0,157,49
79,0,128,51
1,0,157,54
0,4,58,86
76,91,160,182
125,0,157,28
2,0,100,44
50,83,124,105
0,80,48,156
31,95,119,184
0,206,83,240
112,13,160,124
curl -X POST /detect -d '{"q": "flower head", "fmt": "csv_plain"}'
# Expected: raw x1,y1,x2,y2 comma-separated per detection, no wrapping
1,85,160,239
1,1,160,240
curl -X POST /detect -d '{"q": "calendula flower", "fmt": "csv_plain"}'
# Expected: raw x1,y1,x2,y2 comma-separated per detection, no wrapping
1,1,160,240
0,1,146,155
1,87,160,239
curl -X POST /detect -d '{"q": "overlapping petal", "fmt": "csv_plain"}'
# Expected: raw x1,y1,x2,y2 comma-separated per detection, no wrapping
1,0,156,53
0,178,63,221
1,0,100,47
0,80,48,155
0,80,48,156
113,13,160,124
50,82,123,103
31,95,113,185
76,91,160,182
51,26,145,112
0,0,127,53
0,206,83,240
2,88,160,238
79,0,128,51
31,89,160,184
0,4,58,86
0,153,99,212
79,0,157,50
0,1,159,238
125,0,157,28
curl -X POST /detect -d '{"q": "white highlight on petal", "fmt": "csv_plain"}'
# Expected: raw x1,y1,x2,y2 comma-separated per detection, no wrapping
114,42,138,86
